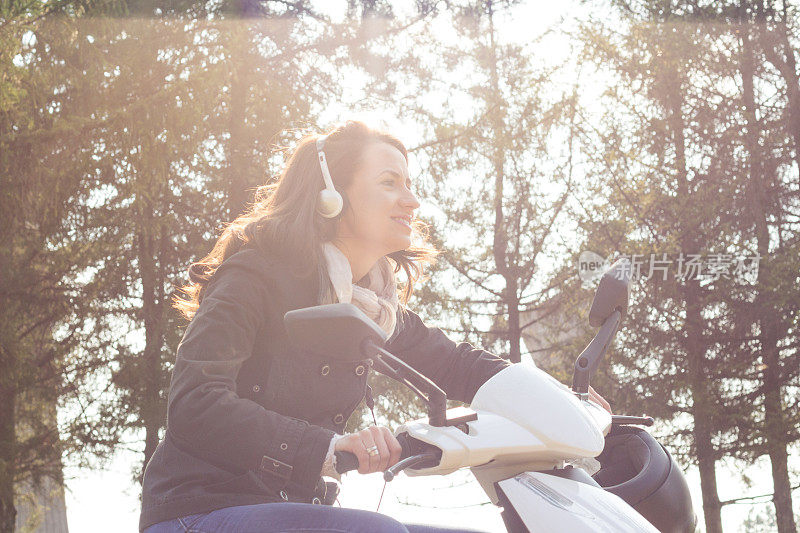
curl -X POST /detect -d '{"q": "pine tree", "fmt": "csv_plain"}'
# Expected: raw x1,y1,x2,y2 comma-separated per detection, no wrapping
0,2,128,530
575,2,800,529
394,0,579,369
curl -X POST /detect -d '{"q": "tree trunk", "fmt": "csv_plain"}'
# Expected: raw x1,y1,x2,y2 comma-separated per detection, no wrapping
741,27,797,532
226,1,257,218
506,280,521,364
761,4,800,182
14,474,69,533
485,0,521,363
0,380,17,533
669,67,723,531
14,398,68,532
137,212,167,478
227,57,249,218
763,319,797,533
684,281,723,533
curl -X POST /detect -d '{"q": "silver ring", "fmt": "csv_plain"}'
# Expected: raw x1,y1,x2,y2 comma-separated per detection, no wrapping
365,444,379,457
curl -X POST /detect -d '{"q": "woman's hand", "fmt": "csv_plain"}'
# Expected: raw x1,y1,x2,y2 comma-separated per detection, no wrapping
588,386,612,414
334,425,403,474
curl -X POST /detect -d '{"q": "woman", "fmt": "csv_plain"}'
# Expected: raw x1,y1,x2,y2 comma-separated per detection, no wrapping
139,121,610,533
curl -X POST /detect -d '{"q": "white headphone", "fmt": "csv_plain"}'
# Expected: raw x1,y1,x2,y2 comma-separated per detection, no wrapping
315,135,344,218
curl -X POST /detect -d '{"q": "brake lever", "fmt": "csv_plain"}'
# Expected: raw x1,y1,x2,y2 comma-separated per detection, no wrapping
383,452,441,482
611,415,655,426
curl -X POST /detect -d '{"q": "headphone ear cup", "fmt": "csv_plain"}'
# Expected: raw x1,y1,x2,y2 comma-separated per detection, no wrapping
317,188,344,218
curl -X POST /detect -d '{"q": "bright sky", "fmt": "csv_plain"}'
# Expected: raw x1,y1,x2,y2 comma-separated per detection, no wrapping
60,1,782,531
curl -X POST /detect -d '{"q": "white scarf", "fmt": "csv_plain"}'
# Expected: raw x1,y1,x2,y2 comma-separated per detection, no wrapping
322,242,399,338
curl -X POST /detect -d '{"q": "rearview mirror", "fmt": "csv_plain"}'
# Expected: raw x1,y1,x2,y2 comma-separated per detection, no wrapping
283,303,388,361
588,258,631,327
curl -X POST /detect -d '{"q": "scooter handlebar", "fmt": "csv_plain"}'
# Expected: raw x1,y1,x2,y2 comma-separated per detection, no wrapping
333,433,440,476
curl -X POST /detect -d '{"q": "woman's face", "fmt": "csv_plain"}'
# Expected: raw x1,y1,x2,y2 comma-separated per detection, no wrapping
336,141,420,256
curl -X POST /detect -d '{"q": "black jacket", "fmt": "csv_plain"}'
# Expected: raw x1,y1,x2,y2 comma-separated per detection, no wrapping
139,246,511,531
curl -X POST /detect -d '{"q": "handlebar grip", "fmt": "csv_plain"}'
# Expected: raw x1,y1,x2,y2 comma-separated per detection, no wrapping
333,433,420,475
396,433,416,458
334,451,360,474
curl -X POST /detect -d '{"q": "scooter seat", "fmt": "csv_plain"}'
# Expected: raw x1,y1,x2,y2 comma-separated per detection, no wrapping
592,425,696,533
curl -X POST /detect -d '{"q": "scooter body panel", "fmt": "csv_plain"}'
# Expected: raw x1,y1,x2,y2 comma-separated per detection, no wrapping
398,362,611,477
397,412,555,475
471,362,609,457
496,472,659,532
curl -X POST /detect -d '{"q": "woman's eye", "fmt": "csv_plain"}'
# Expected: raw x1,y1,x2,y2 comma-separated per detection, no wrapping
382,179,395,186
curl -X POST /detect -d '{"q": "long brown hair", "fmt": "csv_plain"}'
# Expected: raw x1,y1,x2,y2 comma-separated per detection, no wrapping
173,120,438,321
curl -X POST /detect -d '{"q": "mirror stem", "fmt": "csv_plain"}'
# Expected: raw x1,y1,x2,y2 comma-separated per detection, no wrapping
572,310,621,397
364,339,448,427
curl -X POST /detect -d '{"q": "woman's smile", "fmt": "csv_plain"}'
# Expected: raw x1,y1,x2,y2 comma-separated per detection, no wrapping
391,215,412,231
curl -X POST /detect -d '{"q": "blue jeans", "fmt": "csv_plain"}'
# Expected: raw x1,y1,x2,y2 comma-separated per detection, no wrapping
143,502,488,532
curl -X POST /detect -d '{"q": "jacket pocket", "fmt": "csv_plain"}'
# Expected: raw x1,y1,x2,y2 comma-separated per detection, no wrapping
202,470,273,496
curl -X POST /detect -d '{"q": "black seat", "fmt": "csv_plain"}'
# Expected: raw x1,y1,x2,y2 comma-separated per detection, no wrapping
593,425,696,533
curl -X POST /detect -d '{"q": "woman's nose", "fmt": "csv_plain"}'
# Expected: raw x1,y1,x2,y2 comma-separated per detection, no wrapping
401,188,420,210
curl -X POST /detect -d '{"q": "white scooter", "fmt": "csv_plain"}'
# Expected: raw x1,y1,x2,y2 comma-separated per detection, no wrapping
284,259,696,532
